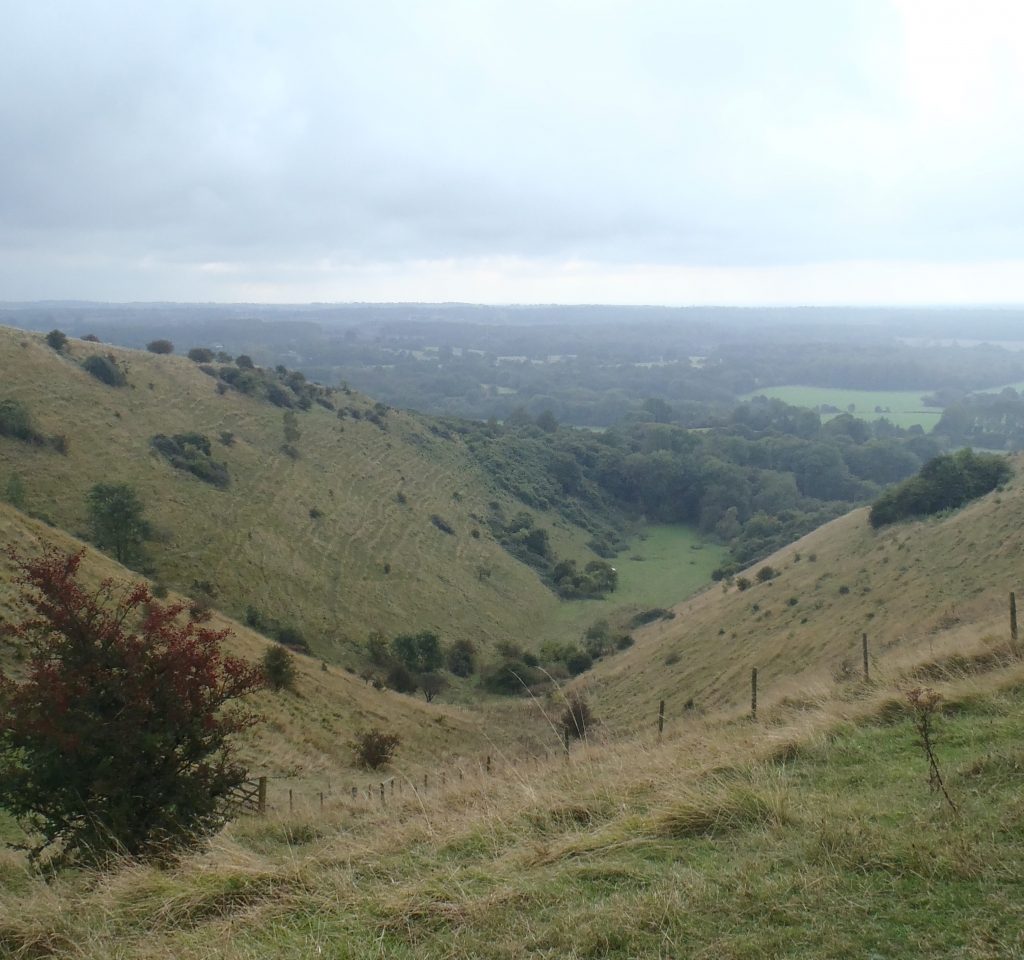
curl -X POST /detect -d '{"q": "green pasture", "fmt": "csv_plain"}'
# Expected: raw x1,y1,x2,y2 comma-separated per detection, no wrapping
743,385,943,430
551,524,727,636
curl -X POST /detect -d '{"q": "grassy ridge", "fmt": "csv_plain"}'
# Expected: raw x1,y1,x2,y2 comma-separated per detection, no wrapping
586,452,1023,730
0,326,591,657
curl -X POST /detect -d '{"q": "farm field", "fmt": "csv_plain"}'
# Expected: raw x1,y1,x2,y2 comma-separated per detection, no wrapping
742,385,941,430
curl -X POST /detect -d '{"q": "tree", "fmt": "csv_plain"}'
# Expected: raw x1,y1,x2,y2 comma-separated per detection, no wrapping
86,483,149,567
0,549,264,864
418,672,448,702
146,339,174,354
446,638,477,677
45,329,68,352
262,644,297,692
391,630,443,673
187,347,215,363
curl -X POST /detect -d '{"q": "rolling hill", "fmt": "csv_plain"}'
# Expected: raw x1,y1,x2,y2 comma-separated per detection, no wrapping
0,325,611,661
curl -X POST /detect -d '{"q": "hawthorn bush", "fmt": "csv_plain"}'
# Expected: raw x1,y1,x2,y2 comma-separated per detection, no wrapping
0,549,265,865
350,728,400,769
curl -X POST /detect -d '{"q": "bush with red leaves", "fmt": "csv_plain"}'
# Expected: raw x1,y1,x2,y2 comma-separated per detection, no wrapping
0,549,265,865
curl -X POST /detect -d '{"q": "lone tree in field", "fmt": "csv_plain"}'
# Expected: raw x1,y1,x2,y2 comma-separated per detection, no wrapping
0,549,265,865
146,339,174,354
86,482,150,567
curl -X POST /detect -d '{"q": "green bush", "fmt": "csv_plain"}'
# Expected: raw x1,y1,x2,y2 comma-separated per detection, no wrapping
45,329,68,352
188,347,215,363
146,339,174,354
151,434,230,489
262,644,298,693
350,728,400,769
869,449,1012,527
83,354,127,387
446,639,477,677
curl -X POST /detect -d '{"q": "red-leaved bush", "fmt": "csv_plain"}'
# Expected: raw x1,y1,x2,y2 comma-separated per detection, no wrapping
0,549,265,865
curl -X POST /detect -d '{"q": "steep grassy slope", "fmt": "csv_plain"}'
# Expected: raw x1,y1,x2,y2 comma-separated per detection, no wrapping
0,503,552,784
587,452,1023,730
0,326,594,658
2,623,1021,958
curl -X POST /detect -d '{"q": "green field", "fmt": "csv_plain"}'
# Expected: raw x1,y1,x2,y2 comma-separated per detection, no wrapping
552,524,727,635
743,386,943,430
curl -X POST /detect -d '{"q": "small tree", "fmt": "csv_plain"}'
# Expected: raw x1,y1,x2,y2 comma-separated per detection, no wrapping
0,549,264,865
187,347,215,363
86,482,149,567
262,644,297,693
446,638,477,677
418,672,448,702
45,329,68,352
350,728,400,769
146,339,174,355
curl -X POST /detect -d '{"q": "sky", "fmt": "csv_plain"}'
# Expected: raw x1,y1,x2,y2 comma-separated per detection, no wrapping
3,0,1024,306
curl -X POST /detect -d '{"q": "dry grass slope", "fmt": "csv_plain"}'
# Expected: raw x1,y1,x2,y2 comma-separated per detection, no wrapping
586,452,1024,731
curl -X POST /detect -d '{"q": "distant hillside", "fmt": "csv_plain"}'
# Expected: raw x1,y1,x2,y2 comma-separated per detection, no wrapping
0,326,609,661
586,452,1022,729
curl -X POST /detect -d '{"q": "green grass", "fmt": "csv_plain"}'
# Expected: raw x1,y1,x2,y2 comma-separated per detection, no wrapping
3,675,1022,958
549,524,728,636
742,385,943,430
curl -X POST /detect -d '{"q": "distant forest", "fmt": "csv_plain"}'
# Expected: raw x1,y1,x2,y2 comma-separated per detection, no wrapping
5,302,1024,431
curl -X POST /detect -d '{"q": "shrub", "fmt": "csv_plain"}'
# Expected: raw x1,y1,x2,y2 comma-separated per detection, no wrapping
187,347,215,363
430,514,455,535
151,434,230,489
565,649,593,676
870,450,1012,527
351,728,400,769
45,329,68,352
386,662,418,694
82,354,127,387
274,624,309,652
146,339,174,354
262,644,298,692
446,638,477,677
560,692,595,741
480,659,543,694
0,550,264,865
735,577,751,591
0,398,45,445
391,631,443,673
756,565,777,583
236,354,254,369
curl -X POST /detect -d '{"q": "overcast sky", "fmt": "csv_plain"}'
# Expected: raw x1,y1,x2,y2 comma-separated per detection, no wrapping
3,0,1024,305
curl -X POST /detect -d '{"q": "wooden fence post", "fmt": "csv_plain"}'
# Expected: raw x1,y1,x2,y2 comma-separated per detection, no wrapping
351,786,357,801
1011,592,1018,644
319,791,324,812
862,632,870,683
750,668,758,721
257,776,267,815
288,788,293,813
563,727,570,755
658,699,665,740
486,755,492,774
423,773,428,792
380,782,385,805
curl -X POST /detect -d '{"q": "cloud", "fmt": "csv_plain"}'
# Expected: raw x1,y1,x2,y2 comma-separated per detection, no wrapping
2,0,1023,301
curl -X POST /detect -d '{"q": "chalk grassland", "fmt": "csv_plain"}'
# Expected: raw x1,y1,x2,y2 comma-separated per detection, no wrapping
585,452,1024,732
743,385,943,430
1,618,1021,958
0,326,584,657
0,506,557,784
